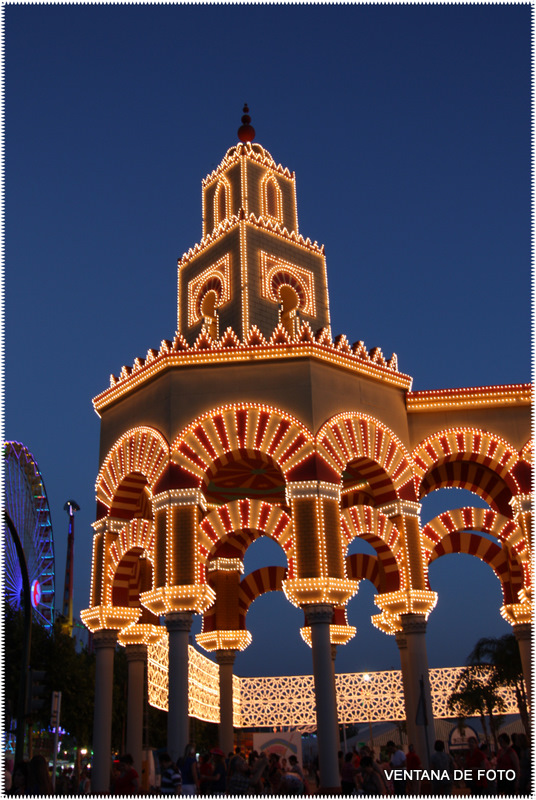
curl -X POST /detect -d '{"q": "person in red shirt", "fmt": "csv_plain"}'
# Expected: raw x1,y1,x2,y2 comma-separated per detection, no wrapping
405,744,421,794
112,754,139,795
464,737,488,795
496,733,519,795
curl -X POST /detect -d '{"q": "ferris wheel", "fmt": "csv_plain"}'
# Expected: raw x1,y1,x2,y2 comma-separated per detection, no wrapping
3,441,55,627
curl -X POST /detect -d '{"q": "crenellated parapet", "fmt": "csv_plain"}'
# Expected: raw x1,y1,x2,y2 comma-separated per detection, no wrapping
95,321,407,414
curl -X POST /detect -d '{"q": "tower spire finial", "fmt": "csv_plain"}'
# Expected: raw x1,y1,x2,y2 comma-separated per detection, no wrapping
238,103,255,143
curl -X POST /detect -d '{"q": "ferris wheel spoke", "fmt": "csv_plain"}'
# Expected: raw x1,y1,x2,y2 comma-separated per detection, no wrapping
4,442,55,627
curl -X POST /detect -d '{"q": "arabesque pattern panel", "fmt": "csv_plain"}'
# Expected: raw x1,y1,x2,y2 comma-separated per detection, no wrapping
147,639,519,727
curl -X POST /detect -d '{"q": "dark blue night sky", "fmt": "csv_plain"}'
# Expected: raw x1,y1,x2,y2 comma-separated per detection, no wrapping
4,4,530,677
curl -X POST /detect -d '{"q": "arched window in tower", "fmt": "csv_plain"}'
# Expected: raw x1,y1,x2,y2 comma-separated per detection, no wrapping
214,180,230,227
201,290,219,340
279,284,299,338
263,176,282,222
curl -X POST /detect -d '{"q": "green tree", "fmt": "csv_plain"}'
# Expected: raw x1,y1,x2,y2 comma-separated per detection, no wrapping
467,634,529,737
3,604,95,751
43,620,96,747
447,664,506,751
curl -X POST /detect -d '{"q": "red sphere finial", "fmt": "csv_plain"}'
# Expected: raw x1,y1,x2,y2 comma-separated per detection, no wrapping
238,103,255,143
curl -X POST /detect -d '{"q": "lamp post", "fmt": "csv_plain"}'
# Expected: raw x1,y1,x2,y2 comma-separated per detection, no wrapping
362,673,374,751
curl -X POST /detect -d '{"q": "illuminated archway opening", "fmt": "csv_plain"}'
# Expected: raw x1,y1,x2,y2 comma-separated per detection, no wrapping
112,548,158,625
200,289,219,339
279,284,299,337
234,590,307,677
426,552,511,667
420,487,491,525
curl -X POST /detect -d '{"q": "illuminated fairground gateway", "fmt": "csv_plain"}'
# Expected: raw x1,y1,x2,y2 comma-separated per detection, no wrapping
81,108,532,793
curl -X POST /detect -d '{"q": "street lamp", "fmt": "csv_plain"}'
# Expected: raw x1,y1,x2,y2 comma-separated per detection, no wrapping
362,673,374,751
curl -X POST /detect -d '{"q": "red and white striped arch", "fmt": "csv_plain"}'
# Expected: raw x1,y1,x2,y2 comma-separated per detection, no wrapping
238,566,287,626
171,404,314,484
422,507,530,591
104,518,155,605
317,413,415,504
346,553,382,592
412,428,521,514
96,427,169,511
429,532,525,606
520,439,533,465
199,498,294,576
341,505,403,592
201,565,287,634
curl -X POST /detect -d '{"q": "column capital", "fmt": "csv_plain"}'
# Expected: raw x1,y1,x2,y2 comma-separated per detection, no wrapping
401,613,428,635
395,631,407,649
141,583,215,616
196,629,252,652
501,600,532,626
303,603,334,626
513,622,532,641
216,649,238,667
93,629,118,650
125,644,148,663
165,611,193,633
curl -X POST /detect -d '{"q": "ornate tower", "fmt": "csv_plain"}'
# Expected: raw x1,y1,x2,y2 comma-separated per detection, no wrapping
178,106,330,344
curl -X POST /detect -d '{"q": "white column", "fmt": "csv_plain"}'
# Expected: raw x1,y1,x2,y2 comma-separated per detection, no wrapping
165,612,192,763
305,604,340,792
216,649,237,755
395,629,411,737
400,614,434,766
92,630,117,793
125,644,147,780
514,623,532,707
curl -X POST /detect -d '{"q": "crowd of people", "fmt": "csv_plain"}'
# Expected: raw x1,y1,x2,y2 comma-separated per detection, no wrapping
337,732,531,796
154,745,310,795
3,731,531,795
5,754,54,795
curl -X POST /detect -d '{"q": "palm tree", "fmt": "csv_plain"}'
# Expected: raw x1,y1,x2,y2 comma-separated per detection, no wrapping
447,664,506,751
468,634,529,737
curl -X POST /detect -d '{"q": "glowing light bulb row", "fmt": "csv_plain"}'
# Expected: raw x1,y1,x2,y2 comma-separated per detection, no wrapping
118,623,165,647
239,219,250,333
378,500,421,519
407,384,532,411
207,558,244,574
80,604,140,634
282,576,359,609
260,173,284,223
196,629,252,652
286,480,341,502
300,623,357,648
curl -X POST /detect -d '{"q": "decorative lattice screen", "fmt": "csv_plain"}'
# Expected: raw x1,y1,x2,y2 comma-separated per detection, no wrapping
147,635,519,727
